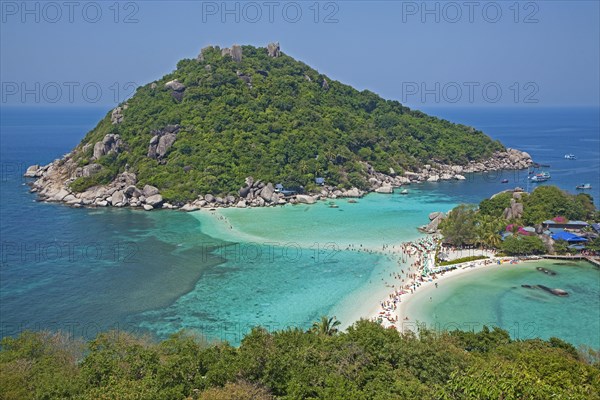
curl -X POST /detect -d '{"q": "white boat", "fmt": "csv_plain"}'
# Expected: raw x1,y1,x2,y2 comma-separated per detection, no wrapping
530,172,551,182
576,183,592,190
400,189,409,195
564,154,576,160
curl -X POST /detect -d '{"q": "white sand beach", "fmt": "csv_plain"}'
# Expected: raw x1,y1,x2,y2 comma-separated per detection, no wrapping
368,239,536,331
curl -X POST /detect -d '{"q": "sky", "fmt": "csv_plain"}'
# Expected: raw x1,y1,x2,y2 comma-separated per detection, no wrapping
1,0,599,108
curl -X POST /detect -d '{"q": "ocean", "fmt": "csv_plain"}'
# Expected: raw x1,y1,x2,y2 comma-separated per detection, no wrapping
0,106,598,347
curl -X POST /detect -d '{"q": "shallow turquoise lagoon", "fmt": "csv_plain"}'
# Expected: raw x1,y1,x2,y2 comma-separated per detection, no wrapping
404,260,600,349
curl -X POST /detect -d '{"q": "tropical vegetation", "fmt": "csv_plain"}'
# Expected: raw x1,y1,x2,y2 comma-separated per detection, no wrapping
1,320,598,399
68,44,505,202
440,186,597,254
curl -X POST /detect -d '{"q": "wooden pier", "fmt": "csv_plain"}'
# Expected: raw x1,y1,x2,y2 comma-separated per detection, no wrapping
542,255,600,268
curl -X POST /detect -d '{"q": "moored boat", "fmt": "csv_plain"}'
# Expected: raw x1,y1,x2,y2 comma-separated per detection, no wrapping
400,189,409,195
530,172,551,182
576,183,592,190
564,154,576,160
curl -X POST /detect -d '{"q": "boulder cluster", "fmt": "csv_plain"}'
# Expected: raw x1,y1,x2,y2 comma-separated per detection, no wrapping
221,45,243,62
419,212,447,234
92,133,123,160
148,125,180,160
165,79,186,102
24,146,533,213
110,105,125,125
27,159,168,210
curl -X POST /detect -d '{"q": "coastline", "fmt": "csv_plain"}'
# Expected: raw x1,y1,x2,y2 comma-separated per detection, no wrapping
23,148,532,211
373,256,540,331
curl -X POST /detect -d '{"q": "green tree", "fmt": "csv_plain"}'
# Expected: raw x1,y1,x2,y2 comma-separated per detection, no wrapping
311,316,341,336
440,204,478,247
501,235,546,255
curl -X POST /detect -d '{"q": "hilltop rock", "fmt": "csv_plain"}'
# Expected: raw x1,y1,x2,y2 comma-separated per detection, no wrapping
502,198,524,220
197,45,213,62
267,42,281,57
222,45,242,62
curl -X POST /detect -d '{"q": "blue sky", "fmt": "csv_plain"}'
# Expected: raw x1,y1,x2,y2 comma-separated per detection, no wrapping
1,0,599,108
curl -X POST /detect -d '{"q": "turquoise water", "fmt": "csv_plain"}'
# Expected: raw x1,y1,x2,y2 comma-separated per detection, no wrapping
404,260,600,348
1,107,598,347
133,190,457,343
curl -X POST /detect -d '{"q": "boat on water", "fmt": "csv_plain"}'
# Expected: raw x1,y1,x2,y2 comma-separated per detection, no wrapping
576,183,592,190
501,179,509,183
564,154,576,160
530,172,551,182
400,189,409,195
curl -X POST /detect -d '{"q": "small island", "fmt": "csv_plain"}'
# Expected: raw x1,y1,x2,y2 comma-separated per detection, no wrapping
24,43,531,211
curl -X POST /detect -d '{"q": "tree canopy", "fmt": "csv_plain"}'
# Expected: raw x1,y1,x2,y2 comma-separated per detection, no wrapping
1,321,598,399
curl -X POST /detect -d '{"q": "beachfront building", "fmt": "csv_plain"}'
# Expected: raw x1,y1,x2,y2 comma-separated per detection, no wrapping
551,231,588,244
542,220,589,230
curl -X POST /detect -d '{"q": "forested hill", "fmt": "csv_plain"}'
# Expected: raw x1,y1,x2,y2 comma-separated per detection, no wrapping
67,43,504,201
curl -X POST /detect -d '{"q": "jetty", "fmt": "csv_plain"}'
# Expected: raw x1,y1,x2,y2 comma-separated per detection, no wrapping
541,255,600,268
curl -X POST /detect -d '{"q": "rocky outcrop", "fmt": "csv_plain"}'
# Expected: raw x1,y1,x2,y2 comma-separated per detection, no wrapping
375,184,393,194
502,198,524,220
296,195,316,204
24,164,41,177
148,125,180,159
111,106,125,125
165,80,185,92
93,134,123,160
165,80,185,102
197,45,213,62
237,177,284,207
221,45,242,62
145,194,163,207
25,141,534,213
322,79,329,90
267,42,281,57
81,163,102,177
419,212,445,233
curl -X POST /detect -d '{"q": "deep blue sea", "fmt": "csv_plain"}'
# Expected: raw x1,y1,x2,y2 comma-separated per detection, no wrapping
1,106,598,347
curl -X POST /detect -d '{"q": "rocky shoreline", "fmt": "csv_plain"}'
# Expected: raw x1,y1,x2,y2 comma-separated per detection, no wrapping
24,146,532,211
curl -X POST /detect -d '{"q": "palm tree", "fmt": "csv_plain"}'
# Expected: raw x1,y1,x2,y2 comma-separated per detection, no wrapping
475,215,503,249
311,316,341,336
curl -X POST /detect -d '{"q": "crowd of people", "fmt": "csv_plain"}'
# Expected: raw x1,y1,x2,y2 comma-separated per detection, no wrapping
372,236,440,328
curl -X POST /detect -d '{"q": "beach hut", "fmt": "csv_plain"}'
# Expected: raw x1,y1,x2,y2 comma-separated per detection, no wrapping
315,177,325,185
275,183,284,192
